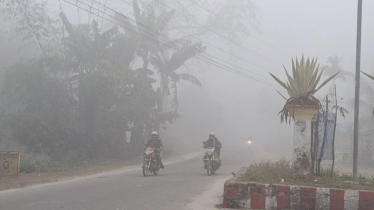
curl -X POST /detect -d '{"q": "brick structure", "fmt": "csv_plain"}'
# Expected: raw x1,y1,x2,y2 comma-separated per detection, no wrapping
223,168,374,210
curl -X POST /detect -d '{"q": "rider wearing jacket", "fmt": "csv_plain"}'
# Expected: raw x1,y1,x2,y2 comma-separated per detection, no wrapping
144,131,164,169
203,132,222,169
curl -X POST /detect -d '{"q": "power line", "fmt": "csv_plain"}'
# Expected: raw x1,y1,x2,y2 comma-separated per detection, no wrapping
83,0,277,86
154,0,283,66
113,0,278,85
62,0,277,87
118,0,277,73
199,55,278,87
104,0,276,85
202,52,276,85
189,0,291,57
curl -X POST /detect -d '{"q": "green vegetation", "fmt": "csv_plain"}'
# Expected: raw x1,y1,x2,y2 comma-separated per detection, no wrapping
270,56,339,122
362,71,374,81
0,0,206,162
361,71,374,116
241,158,374,191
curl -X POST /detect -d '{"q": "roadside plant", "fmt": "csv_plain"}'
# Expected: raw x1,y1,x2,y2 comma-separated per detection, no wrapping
270,55,339,123
361,71,374,115
362,71,374,81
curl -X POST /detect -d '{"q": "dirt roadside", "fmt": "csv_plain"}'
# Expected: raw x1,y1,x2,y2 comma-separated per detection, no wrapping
0,146,198,192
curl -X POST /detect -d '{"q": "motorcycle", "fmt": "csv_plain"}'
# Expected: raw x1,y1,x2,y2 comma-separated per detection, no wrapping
247,140,252,149
142,147,160,177
246,135,253,149
204,146,220,176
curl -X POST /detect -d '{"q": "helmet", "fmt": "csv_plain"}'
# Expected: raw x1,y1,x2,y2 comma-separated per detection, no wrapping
209,132,215,136
152,131,158,136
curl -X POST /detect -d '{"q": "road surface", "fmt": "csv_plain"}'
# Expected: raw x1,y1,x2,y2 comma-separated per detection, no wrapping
0,143,257,210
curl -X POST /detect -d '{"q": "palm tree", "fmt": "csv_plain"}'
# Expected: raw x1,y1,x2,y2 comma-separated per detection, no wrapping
323,56,352,82
362,71,374,81
361,71,374,115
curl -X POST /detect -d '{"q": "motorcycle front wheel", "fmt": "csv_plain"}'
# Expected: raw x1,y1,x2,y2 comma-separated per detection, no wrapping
143,161,149,177
207,160,211,176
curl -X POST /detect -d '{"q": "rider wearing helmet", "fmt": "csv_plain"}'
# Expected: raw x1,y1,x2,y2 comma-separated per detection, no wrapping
203,132,222,169
144,131,164,169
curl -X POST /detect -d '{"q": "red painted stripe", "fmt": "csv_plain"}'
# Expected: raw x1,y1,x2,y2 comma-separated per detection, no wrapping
250,184,266,209
300,187,316,210
223,185,236,208
330,189,344,210
359,191,374,210
277,185,291,209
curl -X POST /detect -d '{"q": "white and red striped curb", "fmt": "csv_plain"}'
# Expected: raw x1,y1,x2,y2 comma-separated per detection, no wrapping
223,181,374,210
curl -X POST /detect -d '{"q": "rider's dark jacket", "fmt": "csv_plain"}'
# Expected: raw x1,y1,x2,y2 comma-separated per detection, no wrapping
145,138,163,149
203,138,222,153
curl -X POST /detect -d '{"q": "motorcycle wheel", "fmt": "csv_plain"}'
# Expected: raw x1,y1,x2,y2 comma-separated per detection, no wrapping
142,161,149,177
207,161,211,176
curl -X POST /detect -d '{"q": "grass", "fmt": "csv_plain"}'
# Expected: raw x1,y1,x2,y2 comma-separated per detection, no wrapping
20,154,90,173
241,157,374,191
18,146,181,174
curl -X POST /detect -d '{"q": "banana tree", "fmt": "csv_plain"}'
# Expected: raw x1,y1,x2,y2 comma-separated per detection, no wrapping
270,56,339,123
129,0,206,114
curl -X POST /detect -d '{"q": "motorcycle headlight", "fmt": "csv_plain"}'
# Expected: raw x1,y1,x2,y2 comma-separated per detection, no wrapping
247,141,252,144
145,150,152,155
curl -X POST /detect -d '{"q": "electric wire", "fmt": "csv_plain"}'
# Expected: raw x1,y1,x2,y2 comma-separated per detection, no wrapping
73,0,278,86
100,0,278,85
108,0,279,85
188,0,291,57
63,0,278,87
118,0,278,73
153,0,283,65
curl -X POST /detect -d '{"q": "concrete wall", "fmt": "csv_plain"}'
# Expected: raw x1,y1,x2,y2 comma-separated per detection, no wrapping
223,167,374,210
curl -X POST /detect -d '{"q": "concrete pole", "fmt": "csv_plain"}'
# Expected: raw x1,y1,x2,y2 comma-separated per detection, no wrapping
353,0,362,181
293,107,319,176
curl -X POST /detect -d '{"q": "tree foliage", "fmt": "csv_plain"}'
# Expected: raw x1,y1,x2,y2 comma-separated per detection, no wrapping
0,0,206,160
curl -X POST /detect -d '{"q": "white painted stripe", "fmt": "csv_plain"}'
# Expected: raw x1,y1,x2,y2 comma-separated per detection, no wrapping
344,189,359,210
265,184,277,209
290,186,300,210
316,188,330,210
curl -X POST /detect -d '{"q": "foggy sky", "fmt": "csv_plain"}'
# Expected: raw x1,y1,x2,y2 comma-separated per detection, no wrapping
1,0,373,154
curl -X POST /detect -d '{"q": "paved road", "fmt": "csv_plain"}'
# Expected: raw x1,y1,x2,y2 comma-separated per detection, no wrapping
0,143,257,210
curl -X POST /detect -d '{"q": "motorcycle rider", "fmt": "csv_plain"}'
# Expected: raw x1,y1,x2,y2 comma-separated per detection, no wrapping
144,131,164,169
203,132,222,169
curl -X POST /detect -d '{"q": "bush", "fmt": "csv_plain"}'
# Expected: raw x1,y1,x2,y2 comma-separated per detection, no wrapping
243,157,293,184
241,157,374,191
20,154,88,173
20,155,39,173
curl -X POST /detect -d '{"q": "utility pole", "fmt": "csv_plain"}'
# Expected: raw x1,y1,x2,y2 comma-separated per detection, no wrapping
353,0,362,181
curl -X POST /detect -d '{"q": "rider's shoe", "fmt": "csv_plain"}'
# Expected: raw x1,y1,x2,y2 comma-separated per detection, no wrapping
203,165,207,169
160,162,165,169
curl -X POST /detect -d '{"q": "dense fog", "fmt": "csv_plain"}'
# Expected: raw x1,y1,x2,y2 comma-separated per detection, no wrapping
0,0,373,163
